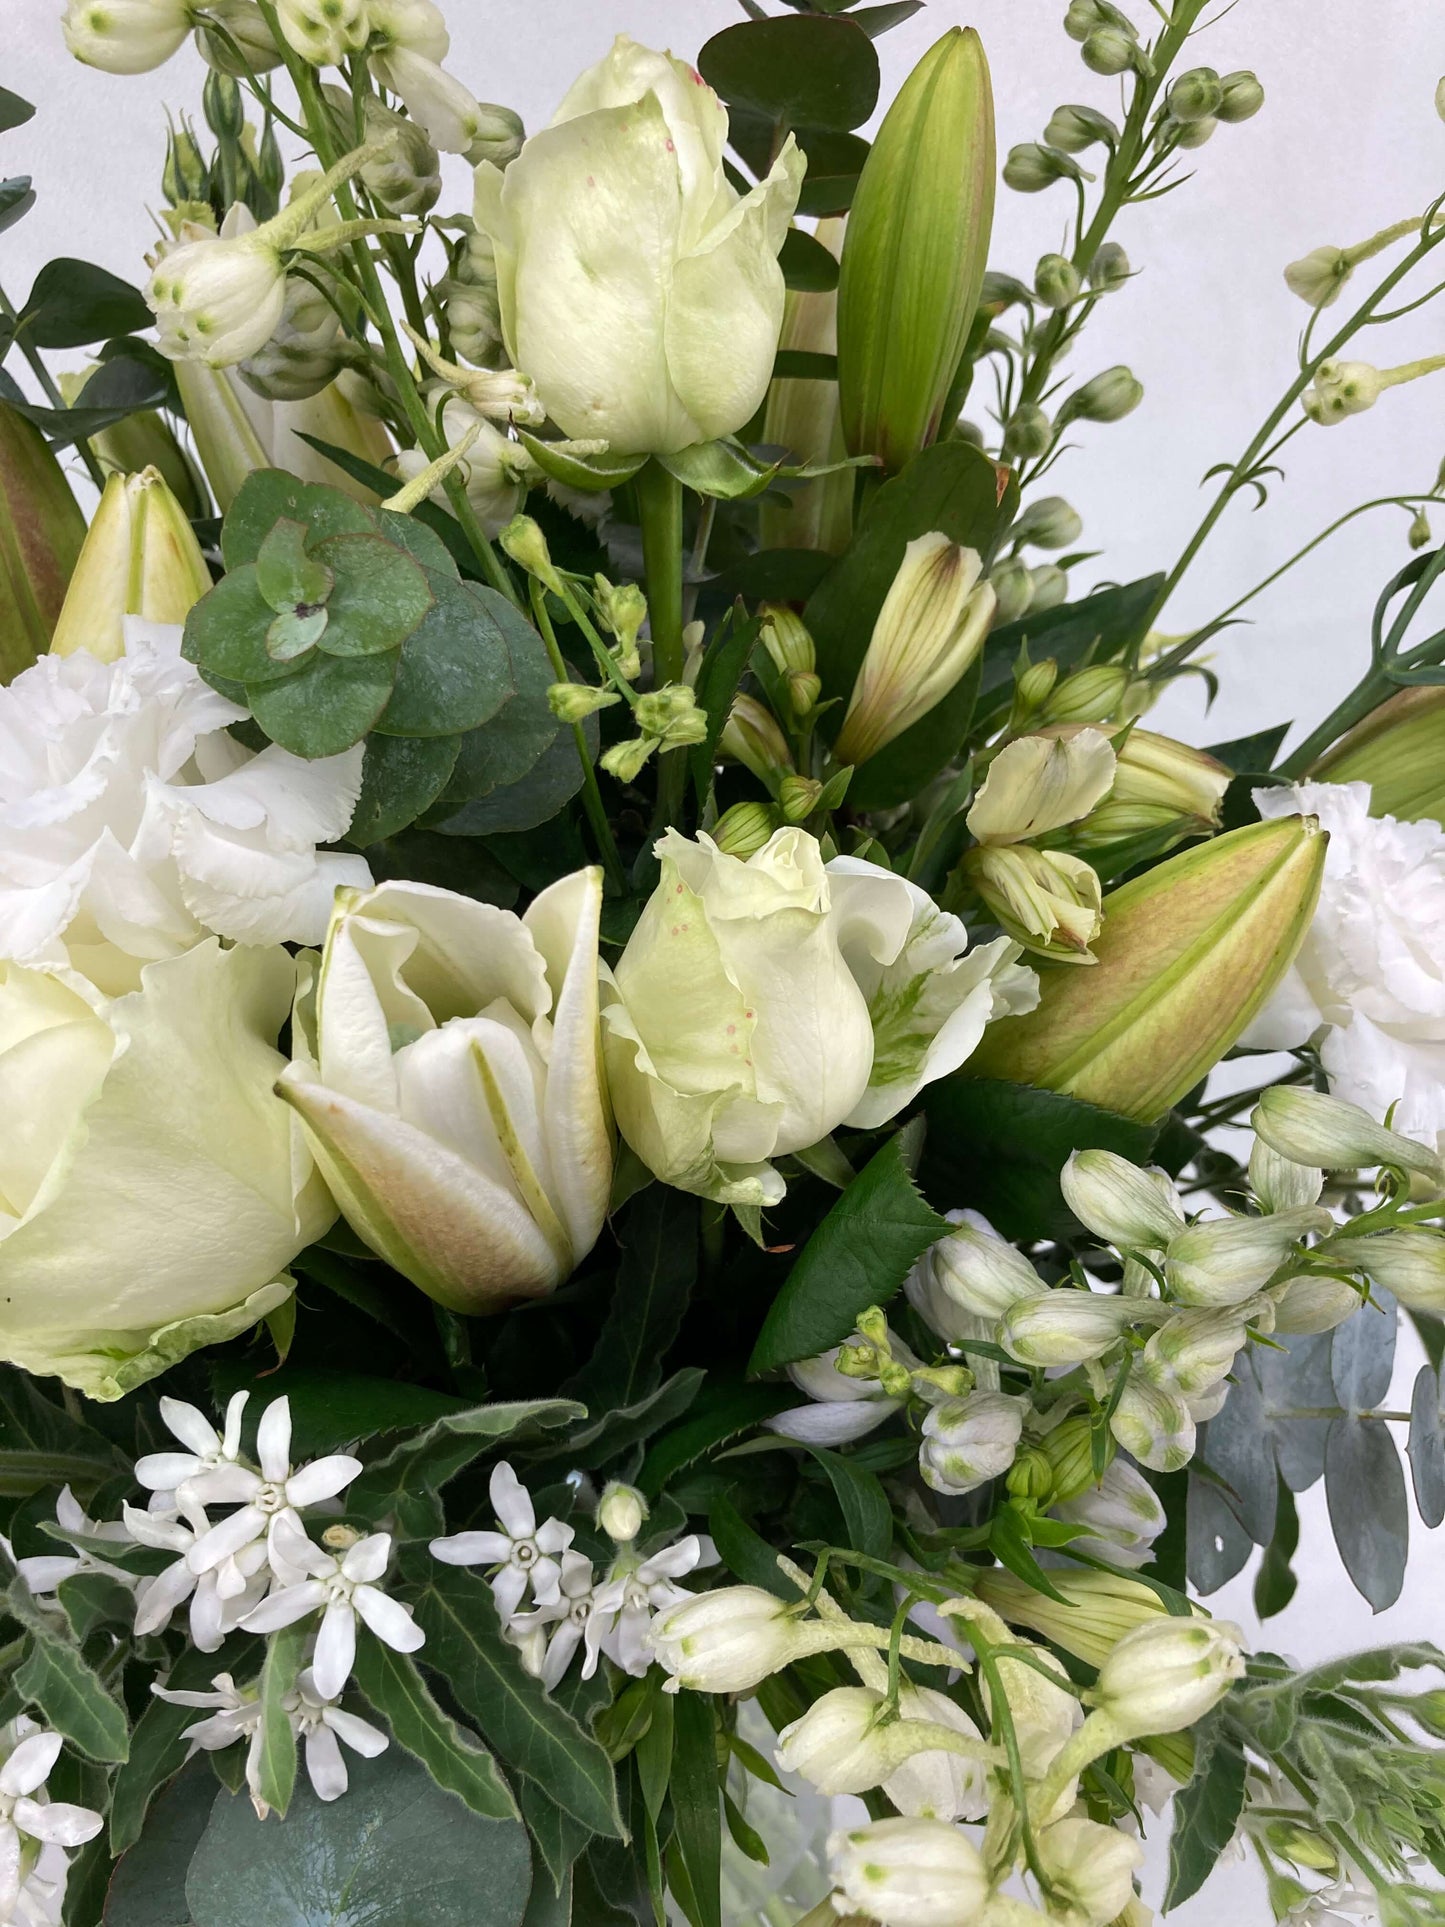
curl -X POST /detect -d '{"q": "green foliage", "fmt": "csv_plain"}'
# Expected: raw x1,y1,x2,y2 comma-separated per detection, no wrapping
351,1639,518,1823
1164,1711,1248,1910
7,1568,129,1764
698,16,880,132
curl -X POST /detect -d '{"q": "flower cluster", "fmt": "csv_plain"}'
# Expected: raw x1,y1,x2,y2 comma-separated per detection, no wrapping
0,1718,103,1927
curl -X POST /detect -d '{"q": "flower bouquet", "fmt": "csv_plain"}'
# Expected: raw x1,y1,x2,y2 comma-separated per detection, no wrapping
2,0,1445,1921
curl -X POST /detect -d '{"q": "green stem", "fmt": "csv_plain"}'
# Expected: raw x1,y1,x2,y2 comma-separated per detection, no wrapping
635,460,688,832
528,581,626,892
0,285,107,490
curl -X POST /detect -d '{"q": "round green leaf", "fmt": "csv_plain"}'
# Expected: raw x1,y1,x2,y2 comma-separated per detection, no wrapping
698,16,880,132
351,732,463,847
376,508,462,577
221,472,376,573
256,517,335,615
313,532,436,657
375,576,523,739
266,607,328,662
249,650,397,757
185,1745,533,1927
183,567,301,687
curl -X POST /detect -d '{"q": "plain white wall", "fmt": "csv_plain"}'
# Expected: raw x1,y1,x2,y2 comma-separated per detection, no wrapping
9,2,1445,1917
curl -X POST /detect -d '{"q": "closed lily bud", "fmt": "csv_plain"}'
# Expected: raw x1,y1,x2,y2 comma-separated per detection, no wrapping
918,1390,1025,1495
1249,1137,1324,1214
1000,1291,1144,1367
1308,685,1445,825
976,1566,1171,1668
1002,402,1054,459
0,404,86,680
171,362,270,513
1035,252,1083,309
1323,1229,1445,1314
967,730,1118,844
1003,142,1081,194
828,1818,991,1927
964,844,1105,960
1045,103,1119,152
721,693,794,784
1217,70,1265,122
1090,240,1131,291
711,800,783,860
838,30,995,471
597,1482,647,1543
967,815,1328,1120
1036,1818,1144,1927
931,1213,1049,1320
1088,1615,1246,1737
1061,1149,1186,1250
63,0,192,74
1164,1207,1331,1308
651,1587,825,1694
275,0,368,65
1251,1085,1444,1183
1011,495,1084,553
834,534,995,766
1059,366,1144,425
50,468,211,665
1041,665,1130,725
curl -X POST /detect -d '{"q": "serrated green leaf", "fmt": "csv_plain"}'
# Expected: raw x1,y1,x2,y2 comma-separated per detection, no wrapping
748,1132,947,1376
637,1382,797,1499
253,1622,307,1818
56,1571,135,1640
1164,1713,1247,1910
348,1399,583,1538
9,1576,129,1763
517,1773,591,1897
532,1372,704,1472
352,1638,517,1822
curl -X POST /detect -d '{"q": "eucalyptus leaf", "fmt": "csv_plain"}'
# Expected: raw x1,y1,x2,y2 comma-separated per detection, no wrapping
1185,1472,1252,1596
1331,1287,1397,1414
248,648,397,757
0,177,36,240
376,574,527,738
1199,1369,1277,1547
351,732,462,846
1324,1416,1408,1610
699,16,880,131
1407,1362,1445,1528
220,472,374,573
313,531,435,657
255,518,334,615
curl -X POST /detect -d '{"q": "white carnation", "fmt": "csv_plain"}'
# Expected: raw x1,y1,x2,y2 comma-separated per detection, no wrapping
0,620,369,987
1244,781,1445,1144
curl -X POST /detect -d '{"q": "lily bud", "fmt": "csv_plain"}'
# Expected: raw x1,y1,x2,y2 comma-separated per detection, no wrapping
1251,1085,1444,1184
50,468,211,665
1088,1615,1246,1737
1324,1228,1445,1314
1035,1818,1143,1927
195,0,282,75
1044,103,1119,153
1011,495,1083,552
918,1391,1025,1496
597,1482,647,1543
762,216,852,556
963,844,1105,960
999,1291,1144,1367
1072,728,1230,848
1041,665,1130,725
931,1213,1049,1319
828,1818,991,1927
1003,142,1082,193
1035,252,1082,309
967,730,1117,844
1001,402,1054,459
834,534,994,766
1217,71,1265,122
651,1587,827,1695
0,403,86,680
1248,1137,1324,1214
63,0,192,73
1011,654,1059,719
1090,241,1131,292
967,815,1328,1121
1309,686,1445,825
837,29,995,471
1061,1150,1186,1250
779,774,823,823
1058,366,1144,425
976,1566,1170,1668
760,606,816,678
711,801,783,860
171,362,270,514
721,693,794,785
275,0,368,65
1164,1207,1331,1308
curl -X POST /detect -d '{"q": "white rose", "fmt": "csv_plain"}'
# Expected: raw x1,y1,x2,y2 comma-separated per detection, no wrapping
0,942,333,1398
1244,781,1445,1144
0,622,369,991
474,35,804,454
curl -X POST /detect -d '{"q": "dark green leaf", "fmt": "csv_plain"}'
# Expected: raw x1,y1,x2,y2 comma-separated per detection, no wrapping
0,1369,122,1487
265,607,326,662
0,90,35,133
314,532,435,656
1408,1362,1445,1528
404,1555,625,1840
254,1622,307,1818
850,0,925,33
1205,723,1291,774
805,1446,891,1559
220,472,375,572
376,507,460,576
772,350,839,382
56,1571,135,1639
689,610,757,808
426,611,573,834
638,1382,797,1499
988,1506,1071,1604
0,177,35,240
749,1133,948,1376
8,1573,128,1763
699,17,880,131
210,1365,471,1461
921,1078,1156,1243
377,575,524,738
432,720,582,837
708,1495,794,1599
538,1371,705,1470
349,1399,583,1539
249,648,397,757
670,1694,722,1927
1254,1478,1299,1621
564,1189,697,1413
21,259,150,350
1163,1713,1247,1910
183,568,301,686
712,548,834,605
106,1757,214,1927
184,1743,532,1927
255,517,333,614
780,227,840,293
1325,1416,1408,1610
517,1775,591,1896
111,1641,247,1855
352,1637,518,1822
351,732,462,846
0,355,168,449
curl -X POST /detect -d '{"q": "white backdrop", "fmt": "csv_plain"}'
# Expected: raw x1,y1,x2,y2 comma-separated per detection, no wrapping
9,2,1445,1917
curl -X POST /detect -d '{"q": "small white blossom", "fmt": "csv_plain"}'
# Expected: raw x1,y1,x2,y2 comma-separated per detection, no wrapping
241,1519,423,1699
126,1502,269,1652
590,1536,706,1678
509,1549,598,1690
185,1397,362,1579
429,1462,573,1621
0,1720,102,1922
135,1392,249,1507
152,1671,260,1754
15,1488,135,1601
287,1669,388,1804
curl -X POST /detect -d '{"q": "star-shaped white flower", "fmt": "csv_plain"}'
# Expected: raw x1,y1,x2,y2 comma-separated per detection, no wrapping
0,1720,101,1921
509,1550,598,1690
126,1502,269,1652
151,1672,260,1754
591,1536,706,1678
185,1397,361,1578
287,1670,388,1803
15,1488,136,1601
429,1462,572,1622
134,1391,249,1506
241,1519,423,1699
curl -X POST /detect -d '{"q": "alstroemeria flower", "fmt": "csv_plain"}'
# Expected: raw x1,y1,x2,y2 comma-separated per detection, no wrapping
185,1397,361,1577
430,1461,573,1620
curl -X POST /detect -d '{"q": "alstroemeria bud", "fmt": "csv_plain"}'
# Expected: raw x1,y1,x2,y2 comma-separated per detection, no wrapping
1309,685,1445,825
1109,1370,1196,1473
1039,1415,1111,1505
968,815,1328,1120
990,554,1037,628
0,403,86,679
1072,728,1230,847
1045,103,1118,152
1061,1150,1186,1250
1088,1615,1246,1737
778,775,823,823
1004,142,1082,193
1082,27,1137,76
50,468,211,665
828,1818,991,1927
498,514,562,594
1052,1457,1165,1567
1011,495,1084,553
976,1566,1171,1668
1035,252,1082,309
195,0,283,75
1090,241,1131,291
1035,1818,1144,1927
1266,1273,1361,1336
651,1588,825,1694
968,730,1117,844
1012,654,1059,719
837,29,996,472
711,801,783,860
1030,565,1070,613
1252,1085,1444,1184
1249,1137,1323,1213
918,1391,1026,1495
931,1214,1048,1320
1143,1308,1249,1397
1000,1291,1144,1367
63,0,192,73
1040,665,1130,725
721,693,794,784
275,0,368,65
834,534,994,766
324,87,441,217
1164,1207,1331,1308
1001,402,1054,459
1216,70,1265,122
964,844,1105,960
597,1482,647,1543
1324,1229,1445,1314
1059,366,1144,425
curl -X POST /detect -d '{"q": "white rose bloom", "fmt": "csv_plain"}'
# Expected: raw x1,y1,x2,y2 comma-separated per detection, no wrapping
0,622,368,991
1245,782,1445,1144
0,942,334,1398
474,35,804,454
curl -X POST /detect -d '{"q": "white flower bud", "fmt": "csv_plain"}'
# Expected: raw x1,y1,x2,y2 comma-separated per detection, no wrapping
1167,67,1224,122
1252,1085,1443,1184
828,1817,991,1927
147,222,288,367
1143,1308,1248,1397
967,730,1117,845
1437,76,1445,123
1035,252,1083,309
63,0,192,73
367,0,450,61
720,693,793,783
977,1566,1170,1668
918,1391,1026,1496
1003,143,1082,194
1041,665,1130,726
275,0,368,66
1324,1228,1445,1314
1089,241,1131,291
1044,103,1119,153
1164,1207,1332,1308
884,1688,989,1822
195,0,282,74
1089,1616,1246,1738
1082,27,1136,76
1061,1149,1186,1250
1036,1817,1144,1927
1059,366,1144,425
650,1587,815,1694
1171,114,1218,149
930,1213,1048,1320
966,845,1104,959
1052,1458,1166,1569
1248,1137,1323,1213
1216,70,1265,122
1000,1292,1144,1367
1266,1274,1362,1335
989,554,1036,628
1304,358,1383,425
1029,563,1070,611
597,1482,647,1543
777,1686,987,1799
1283,246,1351,311
1109,1371,1195,1473
1001,402,1054,459
1011,495,1084,552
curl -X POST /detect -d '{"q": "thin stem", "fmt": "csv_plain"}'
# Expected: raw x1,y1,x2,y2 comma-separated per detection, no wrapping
528,581,625,892
0,285,106,490
635,460,688,832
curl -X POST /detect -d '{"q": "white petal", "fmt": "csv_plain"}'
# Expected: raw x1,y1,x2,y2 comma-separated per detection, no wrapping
325,1707,388,1757
256,1396,293,1482
533,1518,574,1558
341,1534,392,1585
159,1396,222,1459
303,1722,349,1803
353,1586,425,1654
285,1454,363,1507
0,1733,61,1798
767,1399,899,1446
221,1390,250,1462
490,1565,529,1623
134,1558,197,1637
429,1530,510,1567
489,1462,534,1539
187,1504,265,1574
134,1451,205,1492
241,1580,327,1634
312,1599,358,1700
14,1798,102,1846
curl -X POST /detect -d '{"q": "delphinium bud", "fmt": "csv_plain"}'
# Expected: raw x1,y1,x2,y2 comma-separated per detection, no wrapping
1082,27,1136,76
990,554,1036,627
1035,252,1083,309
1011,496,1083,552
1045,103,1119,153
1029,564,1069,612
1003,143,1081,194
1089,241,1131,292
1167,67,1224,122
1058,366,1144,425
1216,71,1265,122
1002,404,1054,460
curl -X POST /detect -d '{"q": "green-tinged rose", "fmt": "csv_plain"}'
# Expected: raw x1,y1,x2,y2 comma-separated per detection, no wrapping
473,35,804,454
0,941,331,1398
277,873,613,1315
